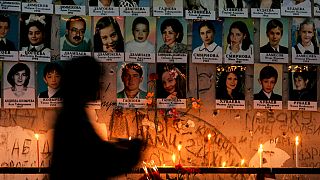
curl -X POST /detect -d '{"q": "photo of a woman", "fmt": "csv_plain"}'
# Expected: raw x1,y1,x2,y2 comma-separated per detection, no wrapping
193,20,222,55
216,66,245,100
157,18,187,53
156,63,186,99
3,62,35,99
225,20,253,56
20,14,51,53
94,16,124,52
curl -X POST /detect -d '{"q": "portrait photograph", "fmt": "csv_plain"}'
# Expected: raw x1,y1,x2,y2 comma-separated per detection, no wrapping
260,18,289,54
157,17,188,54
288,65,317,102
93,16,124,53
192,20,223,63
251,0,281,9
292,18,320,54
156,63,187,100
219,0,249,8
124,16,156,54
60,15,91,52
116,62,148,99
19,13,51,53
216,65,245,100
154,0,183,8
184,0,214,11
253,64,282,101
3,61,36,108
55,0,85,5
0,13,19,52
223,18,254,64
89,0,119,7
281,0,311,16
37,62,64,99
22,0,53,3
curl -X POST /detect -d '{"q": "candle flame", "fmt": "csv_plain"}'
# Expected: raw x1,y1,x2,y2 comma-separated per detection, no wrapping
222,161,226,167
172,153,176,163
34,134,39,140
129,136,131,141
178,144,182,151
295,136,299,145
208,133,211,140
241,159,245,166
259,144,263,153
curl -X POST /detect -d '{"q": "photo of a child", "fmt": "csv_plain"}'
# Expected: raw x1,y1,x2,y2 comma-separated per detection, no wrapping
125,16,155,53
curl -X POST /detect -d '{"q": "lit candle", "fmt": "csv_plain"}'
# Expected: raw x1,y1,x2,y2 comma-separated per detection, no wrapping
222,161,226,167
259,144,263,168
208,134,212,167
34,134,39,168
129,136,132,141
177,143,182,164
172,153,176,165
241,159,245,167
295,136,299,167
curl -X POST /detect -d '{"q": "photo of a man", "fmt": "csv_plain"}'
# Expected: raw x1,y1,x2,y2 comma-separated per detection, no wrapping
254,65,282,101
117,62,147,99
60,16,91,52
0,15,17,51
260,19,288,54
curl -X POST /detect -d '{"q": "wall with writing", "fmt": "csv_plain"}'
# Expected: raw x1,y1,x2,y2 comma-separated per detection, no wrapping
1,18,320,180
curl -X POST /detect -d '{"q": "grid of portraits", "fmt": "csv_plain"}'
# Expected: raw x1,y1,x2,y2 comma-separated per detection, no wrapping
0,0,319,111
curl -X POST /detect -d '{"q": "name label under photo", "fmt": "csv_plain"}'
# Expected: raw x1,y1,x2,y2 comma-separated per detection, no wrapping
192,52,222,64
0,51,18,61
4,98,35,109
117,98,147,108
94,52,124,62
224,54,254,64
120,6,150,16
0,1,21,11
185,10,215,20
260,53,288,63
153,6,183,16
216,99,245,109
251,8,280,18
89,6,119,16
288,101,317,111
38,98,63,108
219,8,248,17
281,6,311,17
55,5,86,15
157,53,187,63
22,2,53,14
157,98,186,109
292,54,320,64
254,100,282,110
125,52,155,63
19,51,51,62
60,51,90,60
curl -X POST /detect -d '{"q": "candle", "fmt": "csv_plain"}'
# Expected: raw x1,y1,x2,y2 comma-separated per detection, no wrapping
259,144,263,168
295,136,299,167
241,159,245,167
177,143,182,164
129,136,132,141
208,134,211,167
222,161,226,167
34,134,39,168
172,153,176,165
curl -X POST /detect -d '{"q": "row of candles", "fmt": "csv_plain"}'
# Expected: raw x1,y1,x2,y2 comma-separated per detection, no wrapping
32,133,301,168
170,134,301,168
